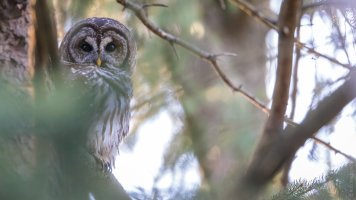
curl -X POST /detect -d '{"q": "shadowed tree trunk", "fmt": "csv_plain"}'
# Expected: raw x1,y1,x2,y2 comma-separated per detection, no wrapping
0,0,37,199
0,0,131,199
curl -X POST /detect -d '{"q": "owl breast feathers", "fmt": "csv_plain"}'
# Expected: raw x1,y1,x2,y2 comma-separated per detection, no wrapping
59,17,136,169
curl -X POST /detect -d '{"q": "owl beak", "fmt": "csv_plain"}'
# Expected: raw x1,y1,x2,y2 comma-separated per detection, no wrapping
96,58,102,67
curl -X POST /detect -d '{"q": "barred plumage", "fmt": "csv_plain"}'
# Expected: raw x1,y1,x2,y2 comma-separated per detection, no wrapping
59,17,136,169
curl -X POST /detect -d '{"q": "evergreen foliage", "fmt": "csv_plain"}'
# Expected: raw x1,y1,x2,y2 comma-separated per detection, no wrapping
270,163,356,200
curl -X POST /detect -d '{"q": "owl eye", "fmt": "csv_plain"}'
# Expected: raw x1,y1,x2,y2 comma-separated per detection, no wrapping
105,42,116,52
80,42,93,52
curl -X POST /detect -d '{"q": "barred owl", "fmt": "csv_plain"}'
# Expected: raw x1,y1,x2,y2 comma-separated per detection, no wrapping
59,17,136,170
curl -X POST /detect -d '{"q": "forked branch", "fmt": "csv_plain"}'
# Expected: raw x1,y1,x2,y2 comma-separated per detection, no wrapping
230,0,353,70
116,0,271,118
116,0,356,163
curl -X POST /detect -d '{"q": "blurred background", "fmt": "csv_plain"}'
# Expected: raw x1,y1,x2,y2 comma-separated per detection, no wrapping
53,0,356,199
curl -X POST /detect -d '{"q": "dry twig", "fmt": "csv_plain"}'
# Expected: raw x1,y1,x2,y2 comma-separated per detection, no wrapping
303,0,356,11
116,0,272,118
230,0,353,70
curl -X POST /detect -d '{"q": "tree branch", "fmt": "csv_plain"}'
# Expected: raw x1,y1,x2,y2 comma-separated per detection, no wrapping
281,14,302,187
118,1,356,198
263,0,301,135
311,136,356,162
267,106,356,163
142,3,168,9
117,0,355,164
230,0,353,70
239,71,356,197
303,0,356,11
238,0,302,196
115,0,271,121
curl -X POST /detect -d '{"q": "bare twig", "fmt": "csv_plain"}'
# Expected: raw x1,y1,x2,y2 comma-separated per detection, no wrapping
311,136,356,162
142,3,168,9
115,0,271,119
116,0,355,162
230,0,353,70
230,0,277,29
329,13,352,65
295,41,352,70
303,0,356,11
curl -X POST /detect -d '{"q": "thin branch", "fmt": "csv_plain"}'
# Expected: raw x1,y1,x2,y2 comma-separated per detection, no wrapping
330,12,352,65
211,52,238,59
115,0,270,120
303,0,356,12
230,0,353,70
290,28,301,121
311,136,356,162
283,114,356,162
295,41,352,70
239,71,356,197
116,0,355,163
263,0,301,135
230,0,277,29
266,108,356,162
281,16,303,187
142,3,168,9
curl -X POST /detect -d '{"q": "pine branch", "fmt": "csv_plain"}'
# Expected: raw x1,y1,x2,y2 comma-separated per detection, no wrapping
270,163,356,199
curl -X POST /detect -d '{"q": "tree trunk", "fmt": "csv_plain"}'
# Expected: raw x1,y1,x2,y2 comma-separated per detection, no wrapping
0,0,131,199
0,0,38,199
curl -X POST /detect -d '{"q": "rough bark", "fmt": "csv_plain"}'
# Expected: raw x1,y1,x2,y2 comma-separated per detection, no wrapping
0,0,34,85
0,0,37,198
0,0,131,199
0,0,35,182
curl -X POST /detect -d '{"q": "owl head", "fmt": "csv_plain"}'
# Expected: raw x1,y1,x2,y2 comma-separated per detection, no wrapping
59,17,136,74
58,18,136,168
